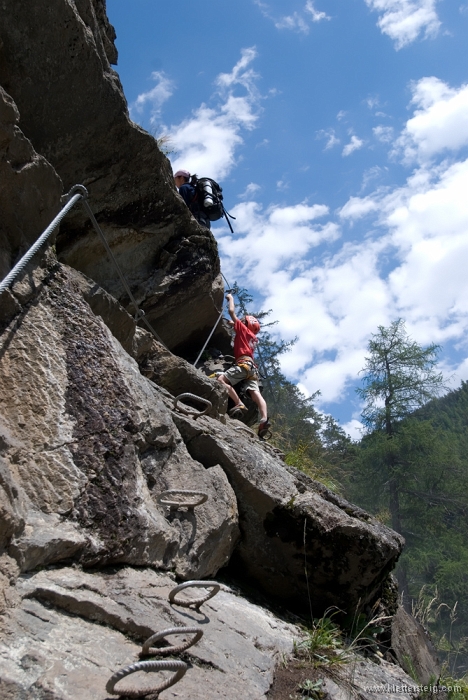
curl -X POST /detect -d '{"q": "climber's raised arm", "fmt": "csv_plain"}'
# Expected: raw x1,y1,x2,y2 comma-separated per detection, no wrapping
226,293,238,325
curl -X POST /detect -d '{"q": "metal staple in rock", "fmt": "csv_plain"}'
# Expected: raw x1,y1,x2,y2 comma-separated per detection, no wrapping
140,626,203,657
173,392,212,417
169,580,221,610
233,424,256,437
157,489,208,509
106,659,187,697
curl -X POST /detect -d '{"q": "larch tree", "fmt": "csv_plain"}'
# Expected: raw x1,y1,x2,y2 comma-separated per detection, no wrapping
356,319,445,534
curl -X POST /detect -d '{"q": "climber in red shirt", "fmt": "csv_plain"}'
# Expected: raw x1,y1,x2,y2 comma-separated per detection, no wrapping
217,293,271,439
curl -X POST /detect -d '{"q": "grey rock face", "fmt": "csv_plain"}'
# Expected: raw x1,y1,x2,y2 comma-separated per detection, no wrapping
0,86,62,282
172,410,404,616
0,264,239,579
0,0,224,353
0,566,423,700
0,566,299,700
391,605,441,685
0,5,420,697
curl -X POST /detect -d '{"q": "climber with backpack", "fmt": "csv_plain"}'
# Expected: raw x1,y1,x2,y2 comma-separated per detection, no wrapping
217,293,271,439
174,170,235,232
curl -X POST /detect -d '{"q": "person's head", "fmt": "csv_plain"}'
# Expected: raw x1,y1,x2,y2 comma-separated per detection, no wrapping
244,315,260,334
174,169,190,188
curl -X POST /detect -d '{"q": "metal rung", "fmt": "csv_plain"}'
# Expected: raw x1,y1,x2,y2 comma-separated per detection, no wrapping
106,659,187,697
157,490,208,510
173,393,212,417
140,626,203,657
169,580,221,610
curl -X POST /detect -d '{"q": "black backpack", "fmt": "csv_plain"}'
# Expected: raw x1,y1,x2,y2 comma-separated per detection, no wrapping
192,176,235,232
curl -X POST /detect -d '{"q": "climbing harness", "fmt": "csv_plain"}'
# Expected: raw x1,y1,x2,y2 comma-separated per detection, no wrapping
106,659,187,697
235,355,258,381
140,627,203,657
0,184,168,350
157,490,208,510
169,580,221,610
173,392,212,417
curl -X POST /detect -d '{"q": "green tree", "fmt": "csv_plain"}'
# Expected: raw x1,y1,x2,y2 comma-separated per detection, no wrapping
356,318,444,533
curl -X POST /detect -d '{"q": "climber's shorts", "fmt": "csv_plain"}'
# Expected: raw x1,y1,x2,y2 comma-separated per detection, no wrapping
222,364,259,393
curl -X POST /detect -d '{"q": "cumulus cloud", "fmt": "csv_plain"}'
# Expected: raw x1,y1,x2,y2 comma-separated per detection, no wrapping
364,0,441,49
218,200,335,288
341,418,365,440
339,196,379,220
168,48,261,180
342,135,364,156
130,71,175,124
393,77,468,164
216,76,468,415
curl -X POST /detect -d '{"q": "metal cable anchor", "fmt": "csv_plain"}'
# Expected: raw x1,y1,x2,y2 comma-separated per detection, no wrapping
157,490,208,510
169,580,221,610
106,659,187,697
140,626,203,657
173,393,212,418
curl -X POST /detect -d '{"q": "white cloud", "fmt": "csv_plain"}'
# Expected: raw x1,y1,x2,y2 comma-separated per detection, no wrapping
304,1,330,22
341,419,365,440
342,135,364,156
364,0,441,49
255,0,329,33
317,128,340,150
361,165,387,191
366,96,381,110
339,196,379,220
130,71,175,124
394,77,468,164
239,183,261,199
216,75,468,416
373,125,394,142
218,200,335,289
276,12,310,33
168,48,261,180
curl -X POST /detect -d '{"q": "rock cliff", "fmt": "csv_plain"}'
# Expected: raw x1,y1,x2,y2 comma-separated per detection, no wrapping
0,2,440,698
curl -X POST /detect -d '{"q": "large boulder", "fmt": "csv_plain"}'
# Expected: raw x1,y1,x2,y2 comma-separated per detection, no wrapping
0,0,224,353
172,410,404,617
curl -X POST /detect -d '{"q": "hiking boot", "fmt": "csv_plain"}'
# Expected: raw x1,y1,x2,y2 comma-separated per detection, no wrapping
258,418,272,440
229,403,247,416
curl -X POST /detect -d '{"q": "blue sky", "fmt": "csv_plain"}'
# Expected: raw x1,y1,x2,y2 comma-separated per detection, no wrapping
107,0,468,437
